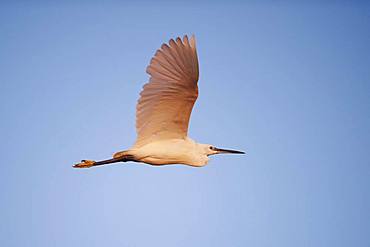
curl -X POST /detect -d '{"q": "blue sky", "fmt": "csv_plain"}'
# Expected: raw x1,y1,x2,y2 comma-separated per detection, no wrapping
1,1,369,247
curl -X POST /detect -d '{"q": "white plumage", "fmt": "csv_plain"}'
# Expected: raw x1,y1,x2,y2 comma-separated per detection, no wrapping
135,35,199,148
74,35,244,169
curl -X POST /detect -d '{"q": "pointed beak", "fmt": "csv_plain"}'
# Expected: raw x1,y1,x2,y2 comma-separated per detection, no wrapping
214,147,245,154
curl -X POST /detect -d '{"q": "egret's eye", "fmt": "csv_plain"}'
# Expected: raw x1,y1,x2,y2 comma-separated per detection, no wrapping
210,146,215,150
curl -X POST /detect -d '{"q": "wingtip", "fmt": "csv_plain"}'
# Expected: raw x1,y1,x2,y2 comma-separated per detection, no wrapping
189,34,196,49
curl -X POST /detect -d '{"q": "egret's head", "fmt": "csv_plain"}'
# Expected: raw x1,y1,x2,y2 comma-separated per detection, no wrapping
202,144,245,156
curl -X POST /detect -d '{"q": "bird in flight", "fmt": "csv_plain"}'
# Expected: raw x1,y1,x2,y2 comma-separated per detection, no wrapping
73,35,244,169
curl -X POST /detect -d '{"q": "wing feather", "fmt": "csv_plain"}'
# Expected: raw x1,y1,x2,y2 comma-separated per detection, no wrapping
134,35,199,147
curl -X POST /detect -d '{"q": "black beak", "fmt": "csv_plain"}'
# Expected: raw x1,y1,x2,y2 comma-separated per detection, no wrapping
214,147,245,154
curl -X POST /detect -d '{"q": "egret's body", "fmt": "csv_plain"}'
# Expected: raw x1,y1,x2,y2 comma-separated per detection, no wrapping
74,35,244,169
118,138,209,167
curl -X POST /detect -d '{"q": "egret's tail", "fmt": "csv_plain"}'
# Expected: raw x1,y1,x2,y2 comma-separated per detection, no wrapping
73,156,132,169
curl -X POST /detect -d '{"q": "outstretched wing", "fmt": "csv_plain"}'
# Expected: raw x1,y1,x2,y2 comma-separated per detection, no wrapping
134,35,199,148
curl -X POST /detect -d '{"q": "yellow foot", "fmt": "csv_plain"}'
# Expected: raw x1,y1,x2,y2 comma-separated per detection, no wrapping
73,160,96,168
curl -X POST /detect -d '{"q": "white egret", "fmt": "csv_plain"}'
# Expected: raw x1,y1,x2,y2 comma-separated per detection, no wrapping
74,35,244,168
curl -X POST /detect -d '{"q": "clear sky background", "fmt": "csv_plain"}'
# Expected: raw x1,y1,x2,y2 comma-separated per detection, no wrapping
1,1,369,246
